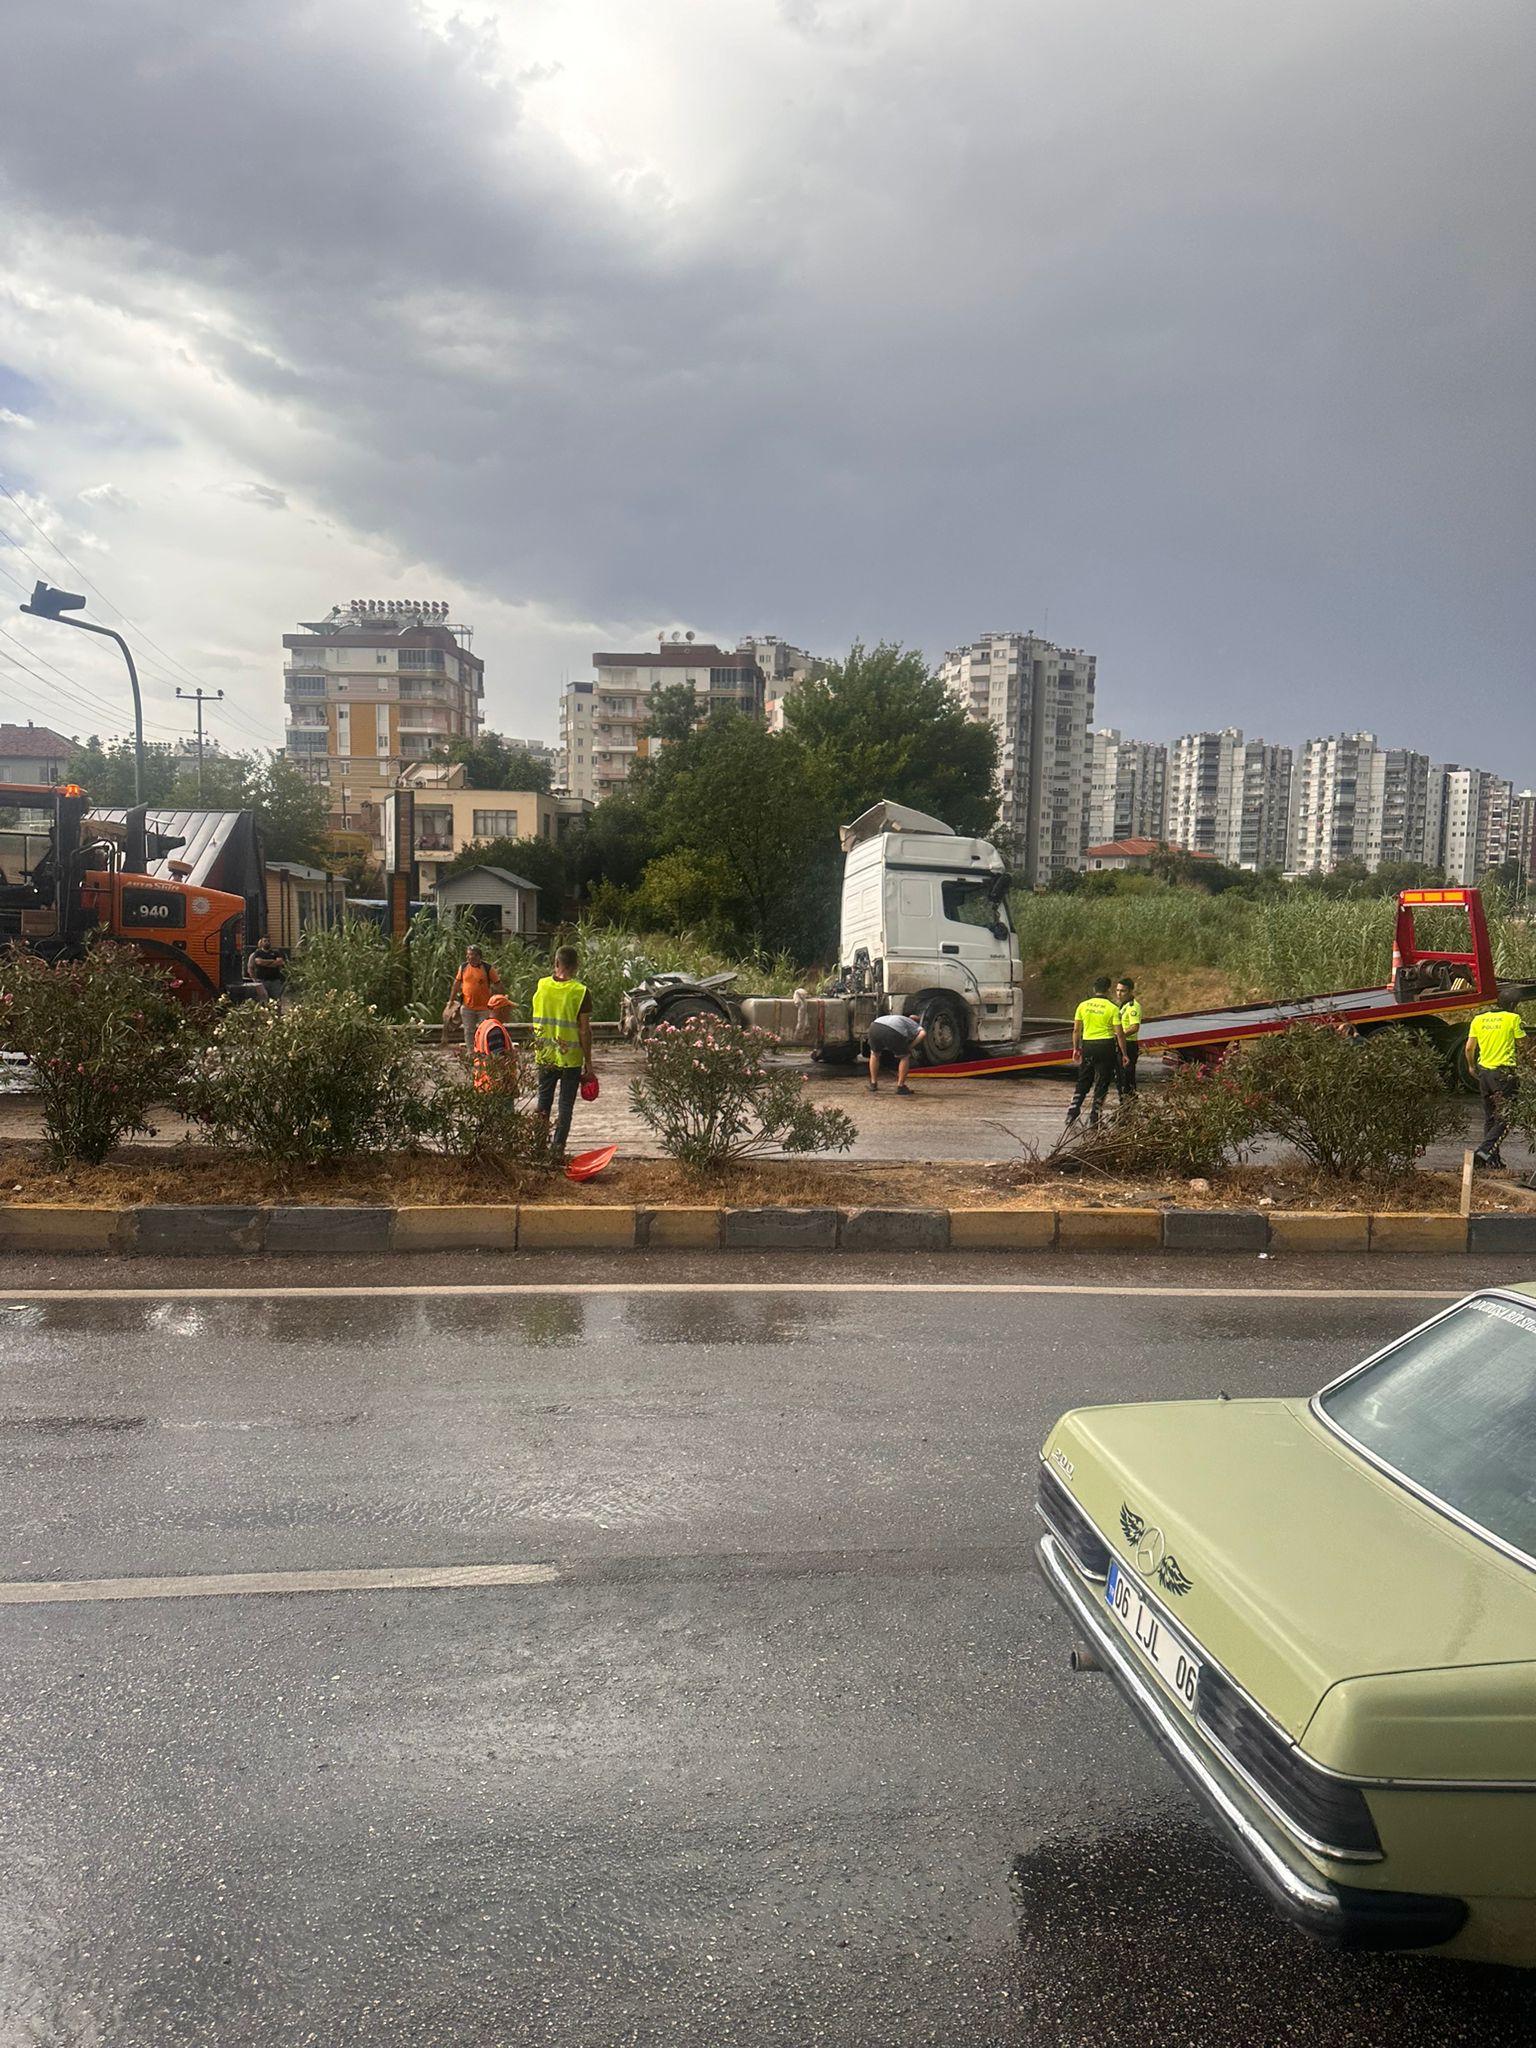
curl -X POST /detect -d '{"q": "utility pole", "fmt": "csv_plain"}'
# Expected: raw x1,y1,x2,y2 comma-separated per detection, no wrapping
176,687,224,799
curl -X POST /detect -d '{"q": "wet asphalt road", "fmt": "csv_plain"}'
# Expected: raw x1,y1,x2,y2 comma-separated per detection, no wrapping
0,1263,1531,2046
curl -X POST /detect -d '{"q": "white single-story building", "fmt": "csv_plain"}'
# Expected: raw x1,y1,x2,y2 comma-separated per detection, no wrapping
433,864,540,937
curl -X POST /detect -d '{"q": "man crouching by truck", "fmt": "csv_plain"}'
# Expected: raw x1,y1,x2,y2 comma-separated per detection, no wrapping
867,1008,925,1095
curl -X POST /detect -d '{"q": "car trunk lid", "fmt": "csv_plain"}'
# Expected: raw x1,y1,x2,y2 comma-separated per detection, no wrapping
1043,1398,1536,1737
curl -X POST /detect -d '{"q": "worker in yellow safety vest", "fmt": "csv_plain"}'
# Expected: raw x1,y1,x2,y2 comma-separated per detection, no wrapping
1066,975,1128,1130
472,994,518,1092
1466,1000,1526,1169
1114,976,1142,1098
531,944,595,1156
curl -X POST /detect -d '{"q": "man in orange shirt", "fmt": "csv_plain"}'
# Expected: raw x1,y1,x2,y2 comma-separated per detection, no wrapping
451,944,505,1052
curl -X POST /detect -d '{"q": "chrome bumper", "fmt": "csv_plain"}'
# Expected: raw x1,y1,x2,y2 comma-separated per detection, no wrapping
1036,1531,1466,1951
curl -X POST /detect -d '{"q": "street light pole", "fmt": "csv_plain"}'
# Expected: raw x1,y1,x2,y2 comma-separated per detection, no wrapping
19,582,146,803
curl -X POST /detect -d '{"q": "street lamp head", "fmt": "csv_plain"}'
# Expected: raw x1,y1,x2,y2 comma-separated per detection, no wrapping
22,580,87,619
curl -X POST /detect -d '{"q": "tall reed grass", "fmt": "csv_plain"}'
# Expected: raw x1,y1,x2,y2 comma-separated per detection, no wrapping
287,912,803,1021
1011,885,1536,1006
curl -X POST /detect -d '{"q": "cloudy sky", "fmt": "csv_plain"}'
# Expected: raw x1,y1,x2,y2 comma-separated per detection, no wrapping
0,0,1531,768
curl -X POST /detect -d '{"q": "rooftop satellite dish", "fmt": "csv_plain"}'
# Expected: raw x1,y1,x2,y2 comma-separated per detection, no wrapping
685,629,695,642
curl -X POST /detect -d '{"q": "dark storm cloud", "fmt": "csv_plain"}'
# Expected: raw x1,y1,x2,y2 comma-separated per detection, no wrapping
1,0,1532,759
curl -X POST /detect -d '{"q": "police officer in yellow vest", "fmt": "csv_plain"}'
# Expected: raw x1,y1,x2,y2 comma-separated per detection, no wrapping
1114,976,1142,1098
1066,975,1128,1130
532,944,595,1157
1466,999,1526,1169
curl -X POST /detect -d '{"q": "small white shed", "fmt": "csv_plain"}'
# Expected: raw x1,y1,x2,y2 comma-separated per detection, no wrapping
433,864,540,937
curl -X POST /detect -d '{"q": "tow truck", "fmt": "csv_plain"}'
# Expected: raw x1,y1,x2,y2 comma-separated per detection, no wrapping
0,783,253,1002
621,802,1533,1075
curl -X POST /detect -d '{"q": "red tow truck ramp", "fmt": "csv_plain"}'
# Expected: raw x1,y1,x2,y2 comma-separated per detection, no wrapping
922,888,1522,1079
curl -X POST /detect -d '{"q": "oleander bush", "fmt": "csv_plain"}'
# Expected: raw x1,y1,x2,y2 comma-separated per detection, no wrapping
631,1018,856,1174
0,943,187,1163
182,989,430,1163
1227,1021,1464,1178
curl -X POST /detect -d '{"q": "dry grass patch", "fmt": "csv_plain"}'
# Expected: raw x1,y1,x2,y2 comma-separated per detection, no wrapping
2,1141,1534,1215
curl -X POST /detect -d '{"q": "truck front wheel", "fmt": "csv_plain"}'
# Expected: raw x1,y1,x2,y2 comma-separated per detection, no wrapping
917,993,969,1065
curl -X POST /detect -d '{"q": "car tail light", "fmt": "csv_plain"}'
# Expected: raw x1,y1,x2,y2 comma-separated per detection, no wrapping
1197,1664,1382,1858
1037,1466,1112,1580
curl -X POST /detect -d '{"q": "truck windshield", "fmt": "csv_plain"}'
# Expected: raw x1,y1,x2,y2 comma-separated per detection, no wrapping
1317,1296,1536,1567
942,878,1007,930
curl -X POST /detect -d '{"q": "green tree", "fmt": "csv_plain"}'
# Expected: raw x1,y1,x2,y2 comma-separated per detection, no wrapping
565,792,660,904
641,683,708,746
65,737,180,806
784,642,998,836
245,755,331,866
628,848,739,933
431,732,553,792
439,833,568,919
659,715,838,957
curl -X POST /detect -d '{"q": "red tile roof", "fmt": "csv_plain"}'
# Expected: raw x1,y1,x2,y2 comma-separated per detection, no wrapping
1085,837,1216,859
0,723,73,756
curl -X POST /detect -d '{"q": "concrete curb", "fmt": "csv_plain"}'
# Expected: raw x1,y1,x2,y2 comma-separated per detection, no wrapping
1162,1209,1268,1253
0,1201,1527,1256
0,1205,130,1254
839,1207,950,1253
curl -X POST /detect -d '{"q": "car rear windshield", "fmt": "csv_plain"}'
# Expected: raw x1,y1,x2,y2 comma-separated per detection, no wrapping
1319,1295,1536,1566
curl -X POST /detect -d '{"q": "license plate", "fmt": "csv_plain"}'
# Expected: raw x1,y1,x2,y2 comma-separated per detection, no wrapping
1106,1563,1200,1714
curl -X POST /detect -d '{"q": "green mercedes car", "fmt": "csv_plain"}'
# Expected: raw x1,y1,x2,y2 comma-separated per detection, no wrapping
1037,1284,1536,1966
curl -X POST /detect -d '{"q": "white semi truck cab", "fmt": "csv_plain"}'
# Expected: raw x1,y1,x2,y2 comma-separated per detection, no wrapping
738,801,1024,1064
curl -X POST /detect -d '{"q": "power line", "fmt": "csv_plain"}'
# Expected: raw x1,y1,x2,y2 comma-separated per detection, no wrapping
0,479,282,749
0,622,183,734
0,479,219,693
0,646,182,739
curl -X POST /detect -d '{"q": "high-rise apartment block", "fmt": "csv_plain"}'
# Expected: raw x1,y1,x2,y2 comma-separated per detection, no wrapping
1289,734,1511,878
1510,790,1536,882
1361,747,1437,869
558,636,769,801
282,600,483,835
1290,732,1379,873
1088,729,1168,846
1438,766,1513,885
940,633,1095,884
1165,729,1291,870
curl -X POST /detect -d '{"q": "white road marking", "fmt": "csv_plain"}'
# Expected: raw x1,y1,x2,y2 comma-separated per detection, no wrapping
0,1281,1465,1302
0,1562,558,1607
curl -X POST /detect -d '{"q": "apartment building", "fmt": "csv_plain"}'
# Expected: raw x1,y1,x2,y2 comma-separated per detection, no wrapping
1166,729,1291,869
1438,766,1513,885
1087,729,1168,846
1510,790,1536,882
558,636,768,800
1360,747,1437,868
1289,732,1379,874
282,599,483,836
940,632,1095,884
737,635,823,732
